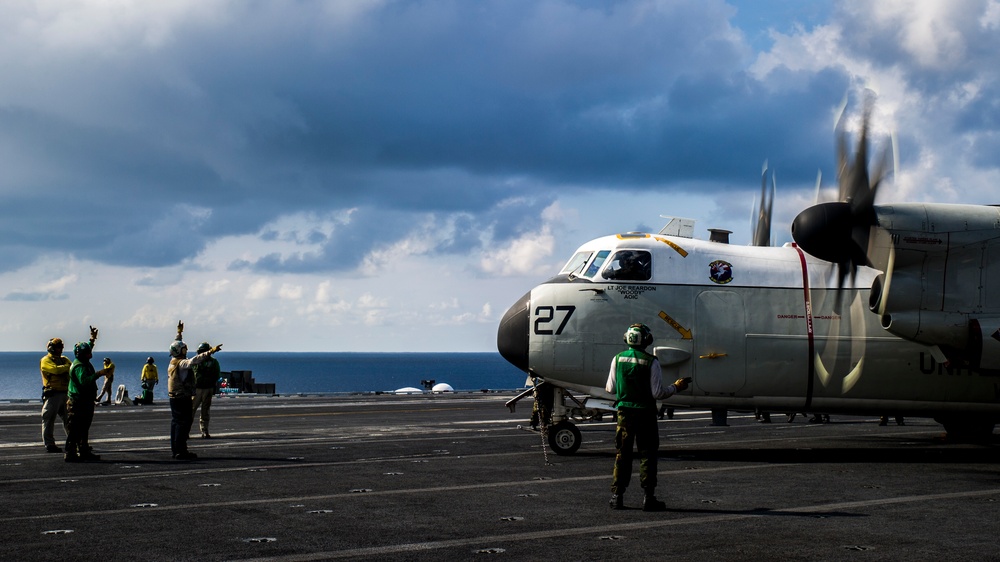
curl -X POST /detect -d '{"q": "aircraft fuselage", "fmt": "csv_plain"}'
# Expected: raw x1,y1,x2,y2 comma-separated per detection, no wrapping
497,231,1000,420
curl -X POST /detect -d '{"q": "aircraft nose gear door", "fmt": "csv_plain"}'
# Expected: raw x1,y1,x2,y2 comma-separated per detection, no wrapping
694,291,746,394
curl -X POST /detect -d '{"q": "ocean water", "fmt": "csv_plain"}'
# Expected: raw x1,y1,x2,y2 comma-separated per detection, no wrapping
0,351,529,401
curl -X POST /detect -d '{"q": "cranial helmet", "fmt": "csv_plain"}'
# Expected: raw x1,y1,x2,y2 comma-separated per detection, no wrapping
196,342,211,354
623,323,653,348
146,356,154,364
169,340,188,358
47,338,64,353
73,341,93,358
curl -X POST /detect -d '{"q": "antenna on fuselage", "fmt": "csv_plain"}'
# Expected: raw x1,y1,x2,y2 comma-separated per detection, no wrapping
658,216,695,238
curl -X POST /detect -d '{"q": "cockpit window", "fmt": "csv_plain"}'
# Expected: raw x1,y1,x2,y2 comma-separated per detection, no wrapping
583,250,611,278
601,250,651,281
560,251,593,276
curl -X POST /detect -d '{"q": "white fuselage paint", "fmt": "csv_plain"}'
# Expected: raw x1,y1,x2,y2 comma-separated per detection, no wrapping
526,233,999,417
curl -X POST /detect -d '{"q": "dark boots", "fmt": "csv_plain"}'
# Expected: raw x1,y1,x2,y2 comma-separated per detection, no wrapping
64,444,100,462
79,446,101,461
642,494,666,512
610,489,667,511
609,492,624,510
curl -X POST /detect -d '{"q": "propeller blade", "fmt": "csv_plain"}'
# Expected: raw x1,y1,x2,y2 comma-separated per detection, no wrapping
792,90,892,288
752,161,774,247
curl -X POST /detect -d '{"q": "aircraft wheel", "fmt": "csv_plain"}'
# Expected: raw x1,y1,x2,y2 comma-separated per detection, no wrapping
936,416,996,441
547,421,581,455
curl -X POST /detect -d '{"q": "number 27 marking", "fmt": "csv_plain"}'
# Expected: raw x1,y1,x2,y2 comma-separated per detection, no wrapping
533,305,575,335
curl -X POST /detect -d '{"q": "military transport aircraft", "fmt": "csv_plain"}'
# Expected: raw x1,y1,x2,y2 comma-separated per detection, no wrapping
497,98,1000,454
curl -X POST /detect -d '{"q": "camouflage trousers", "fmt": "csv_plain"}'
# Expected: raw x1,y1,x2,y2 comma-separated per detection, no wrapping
611,408,659,494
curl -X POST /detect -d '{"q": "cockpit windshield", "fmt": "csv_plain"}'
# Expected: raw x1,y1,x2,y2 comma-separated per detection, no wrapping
601,250,652,281
560,251,593,277
583,250,611,278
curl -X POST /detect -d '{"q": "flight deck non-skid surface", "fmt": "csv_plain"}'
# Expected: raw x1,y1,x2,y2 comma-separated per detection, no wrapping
0,394,997,561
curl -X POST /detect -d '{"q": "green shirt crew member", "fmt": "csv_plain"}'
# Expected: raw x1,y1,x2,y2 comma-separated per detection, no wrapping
65,327,106,462
605,323,689,512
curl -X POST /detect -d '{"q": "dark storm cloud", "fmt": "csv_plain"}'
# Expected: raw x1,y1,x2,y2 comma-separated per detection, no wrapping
0,1,860,274
231,206,416,274
3,291,68,302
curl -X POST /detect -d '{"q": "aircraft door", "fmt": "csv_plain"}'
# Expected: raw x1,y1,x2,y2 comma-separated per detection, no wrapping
694,291,746,394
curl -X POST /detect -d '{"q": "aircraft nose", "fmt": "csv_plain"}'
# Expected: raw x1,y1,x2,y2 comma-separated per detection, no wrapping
497,290,530,373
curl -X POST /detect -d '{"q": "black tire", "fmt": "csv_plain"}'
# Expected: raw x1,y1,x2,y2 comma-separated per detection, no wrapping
936,415,997,441
547,421,581,455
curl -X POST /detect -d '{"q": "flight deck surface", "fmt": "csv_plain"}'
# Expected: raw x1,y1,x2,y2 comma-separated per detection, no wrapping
0,393,997,560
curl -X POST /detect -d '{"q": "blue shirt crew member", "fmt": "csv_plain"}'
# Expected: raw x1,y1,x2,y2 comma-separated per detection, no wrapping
605,323,689,512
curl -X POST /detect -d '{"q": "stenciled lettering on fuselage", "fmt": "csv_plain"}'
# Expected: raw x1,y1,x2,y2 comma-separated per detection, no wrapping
607,284,657,300
918,352,974,377
776,314,842,320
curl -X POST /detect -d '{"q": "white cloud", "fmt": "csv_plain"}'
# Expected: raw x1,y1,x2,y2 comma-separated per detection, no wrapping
203,279,230,295
983,0,1000,28
863,1,967,69
278,283,303,300
357,293,388,309
246,279,272,300
479,226,555,277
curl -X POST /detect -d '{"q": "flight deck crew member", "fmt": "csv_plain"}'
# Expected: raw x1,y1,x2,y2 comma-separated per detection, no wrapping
65,327,105,462
40,338,72,453
96,357,115,405
606,323,689,511
191,342,221,438
140,356,159,404
167,321,222,460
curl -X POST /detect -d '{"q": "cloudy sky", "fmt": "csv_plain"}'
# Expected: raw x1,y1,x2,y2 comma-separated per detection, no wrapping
1,0,998,352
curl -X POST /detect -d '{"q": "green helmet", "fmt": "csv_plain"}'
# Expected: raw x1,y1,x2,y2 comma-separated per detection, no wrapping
623,323,653,348
196,342,211,354
73,341,93,358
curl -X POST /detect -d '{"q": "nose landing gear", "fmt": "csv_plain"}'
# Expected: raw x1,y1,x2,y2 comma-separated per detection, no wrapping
547,420,582,455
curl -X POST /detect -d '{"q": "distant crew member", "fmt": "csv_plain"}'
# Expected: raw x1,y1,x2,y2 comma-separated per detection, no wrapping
40,338,72,453
167,321,221,460
139,356,159,405
606,323,689,511
879,415,905,426
191,342,222,438
65,327,105,462
96,357,116,405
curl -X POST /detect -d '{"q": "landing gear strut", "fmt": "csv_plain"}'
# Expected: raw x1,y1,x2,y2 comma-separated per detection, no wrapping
505,379,609,456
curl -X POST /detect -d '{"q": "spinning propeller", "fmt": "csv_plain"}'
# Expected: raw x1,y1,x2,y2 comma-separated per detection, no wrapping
790,92,893,288
751,161,775,247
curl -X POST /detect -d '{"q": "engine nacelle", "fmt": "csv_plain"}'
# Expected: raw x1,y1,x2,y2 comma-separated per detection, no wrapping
880,310,969,349
970,317,1000,371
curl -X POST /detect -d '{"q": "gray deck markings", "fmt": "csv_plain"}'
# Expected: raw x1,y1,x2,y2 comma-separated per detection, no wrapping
231,488,1000,561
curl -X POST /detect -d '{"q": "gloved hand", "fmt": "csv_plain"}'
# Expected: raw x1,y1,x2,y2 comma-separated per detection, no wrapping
673,378,689,392
210,344,223,355
89,325,99,344
176,320,184,338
